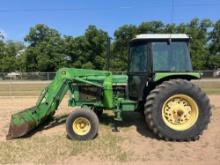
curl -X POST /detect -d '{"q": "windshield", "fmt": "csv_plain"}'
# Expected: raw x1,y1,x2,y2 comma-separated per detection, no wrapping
129,44,147,72
152,41,192,72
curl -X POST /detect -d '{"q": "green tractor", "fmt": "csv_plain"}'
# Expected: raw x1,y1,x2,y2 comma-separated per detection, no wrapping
7,34,211,141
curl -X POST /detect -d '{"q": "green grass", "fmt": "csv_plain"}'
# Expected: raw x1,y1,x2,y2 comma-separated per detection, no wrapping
0,132,131,164
202,88,220,94
0,80,220,96
0,83,47,96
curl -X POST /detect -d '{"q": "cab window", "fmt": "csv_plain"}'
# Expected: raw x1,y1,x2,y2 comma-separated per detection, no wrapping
129,44,147,72
152,41,192,72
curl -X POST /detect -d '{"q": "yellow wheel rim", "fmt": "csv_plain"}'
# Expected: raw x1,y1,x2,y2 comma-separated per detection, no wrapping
162,94,199,131
72,117,91,136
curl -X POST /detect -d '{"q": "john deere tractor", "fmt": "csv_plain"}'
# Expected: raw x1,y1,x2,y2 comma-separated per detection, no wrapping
7,34,211,141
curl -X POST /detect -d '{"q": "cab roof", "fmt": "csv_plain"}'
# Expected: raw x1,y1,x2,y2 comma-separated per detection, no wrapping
132,34,189,41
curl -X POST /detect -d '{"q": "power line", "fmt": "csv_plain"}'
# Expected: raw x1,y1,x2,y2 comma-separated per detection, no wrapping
0,2,220,13
0,7,132,13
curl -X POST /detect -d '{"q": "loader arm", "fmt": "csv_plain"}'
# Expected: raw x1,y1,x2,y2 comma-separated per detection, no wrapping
7,68,113,139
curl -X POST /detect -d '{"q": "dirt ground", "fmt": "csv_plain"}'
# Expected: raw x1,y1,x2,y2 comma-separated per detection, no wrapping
0,95,220,164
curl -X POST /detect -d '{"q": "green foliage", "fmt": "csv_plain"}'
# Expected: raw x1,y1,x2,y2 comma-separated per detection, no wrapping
0,19,220,72
138,21,165,33
209,20,220,68
24,24,66,71
184,19,212,69
24,24,60,46
112,25,137,70
0,41,25,72
63,25,108,70
112,18,214,71
0,40,5,58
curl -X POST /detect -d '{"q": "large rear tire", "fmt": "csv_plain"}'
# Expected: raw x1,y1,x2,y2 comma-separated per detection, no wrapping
144,79,211,141
66,108,99,141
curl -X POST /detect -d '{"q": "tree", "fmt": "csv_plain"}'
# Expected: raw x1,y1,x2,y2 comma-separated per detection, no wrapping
209,20,220,68
0,34,5,59
0,19,218,72
84,25,108,69
185,19,212,69
112,24,137,71
24,24,60,46
164,24,177,33
0,41,25,72
63,25,108,69
24,24,66,71
138,21,165,33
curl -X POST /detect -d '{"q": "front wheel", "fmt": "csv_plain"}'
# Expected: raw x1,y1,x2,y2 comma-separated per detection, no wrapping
144,79,211,141
66,108,99,141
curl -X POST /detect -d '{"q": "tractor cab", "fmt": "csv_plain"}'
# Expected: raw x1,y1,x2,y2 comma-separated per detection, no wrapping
128,34,193,100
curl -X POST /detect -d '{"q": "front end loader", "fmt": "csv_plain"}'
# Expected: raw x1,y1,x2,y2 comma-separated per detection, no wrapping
7,34,211,141
7,68,128,139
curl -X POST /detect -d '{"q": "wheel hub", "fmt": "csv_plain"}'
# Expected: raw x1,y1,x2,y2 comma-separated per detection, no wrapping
72,117,91,136
162,94,199,131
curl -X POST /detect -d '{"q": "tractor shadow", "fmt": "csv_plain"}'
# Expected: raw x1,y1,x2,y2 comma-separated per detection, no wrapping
23,114,68,138
100,111,157,139
23,112,157,140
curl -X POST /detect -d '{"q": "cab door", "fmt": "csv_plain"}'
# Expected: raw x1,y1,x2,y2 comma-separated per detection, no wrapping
128,41,150,100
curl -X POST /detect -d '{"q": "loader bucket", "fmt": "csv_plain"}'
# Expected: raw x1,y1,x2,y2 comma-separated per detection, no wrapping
6,76,69,139
6,106,50,140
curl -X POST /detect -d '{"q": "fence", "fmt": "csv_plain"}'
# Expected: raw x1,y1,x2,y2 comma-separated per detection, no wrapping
0,70,220,97
0,70,220,81
0,72,56,81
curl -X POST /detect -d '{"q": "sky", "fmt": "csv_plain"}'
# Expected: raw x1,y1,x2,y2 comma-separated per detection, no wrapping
0,0,220,41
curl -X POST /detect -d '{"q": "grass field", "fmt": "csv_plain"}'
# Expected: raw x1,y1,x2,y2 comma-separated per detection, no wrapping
0,79,220,96
0,80,220,164
0,81,48,96
194,79,220,94
0,122,128,163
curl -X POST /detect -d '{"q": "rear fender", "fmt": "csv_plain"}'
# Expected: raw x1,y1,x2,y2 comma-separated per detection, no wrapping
153,72,201,83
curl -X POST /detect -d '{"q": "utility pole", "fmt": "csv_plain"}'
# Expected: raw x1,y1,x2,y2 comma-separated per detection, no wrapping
105,37,111,70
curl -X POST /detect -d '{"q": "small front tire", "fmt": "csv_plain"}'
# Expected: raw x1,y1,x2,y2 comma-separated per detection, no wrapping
66,108,99,141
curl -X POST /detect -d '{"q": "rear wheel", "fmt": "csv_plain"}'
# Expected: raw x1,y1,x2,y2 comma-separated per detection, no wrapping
144,79,211,141
66,108,99,140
